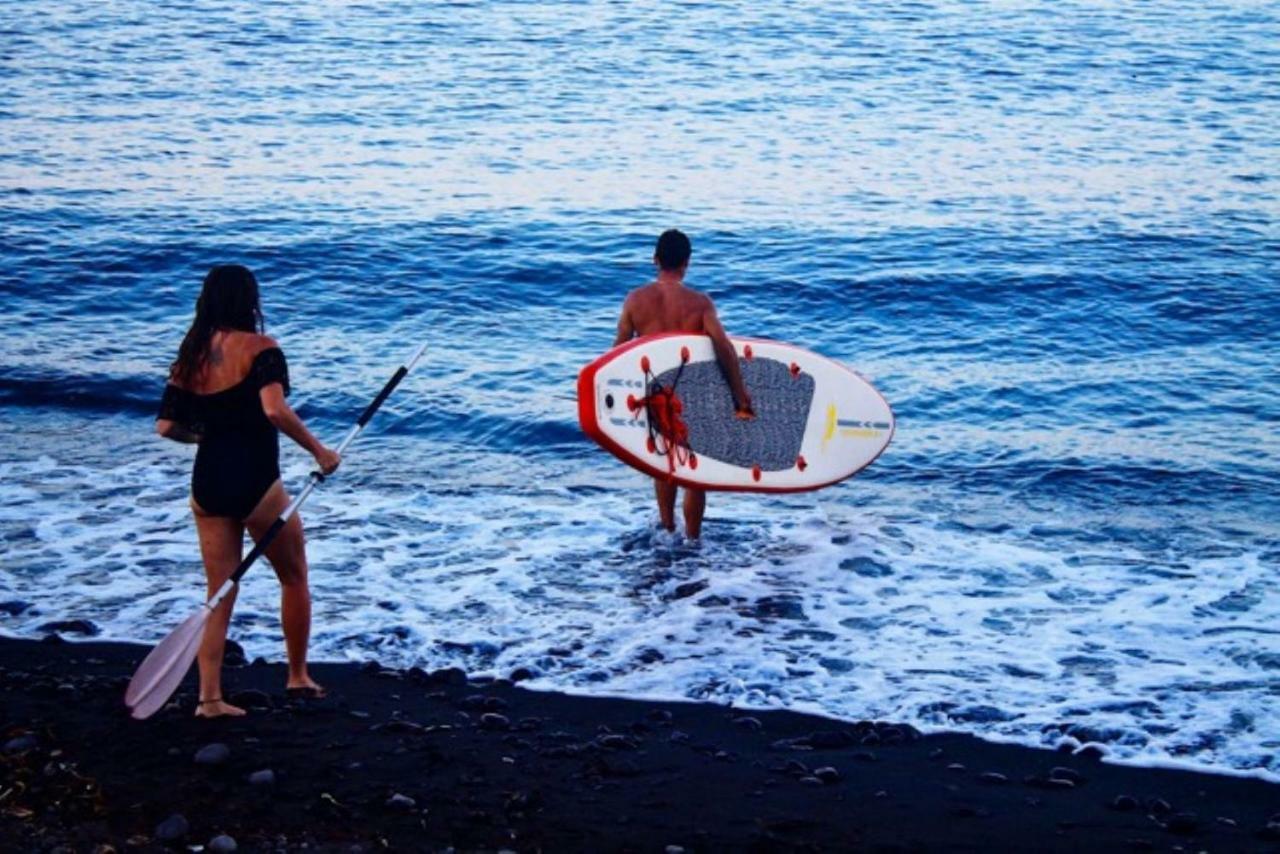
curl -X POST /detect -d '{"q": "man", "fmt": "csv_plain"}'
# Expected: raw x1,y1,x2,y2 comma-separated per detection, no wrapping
613,229,753,540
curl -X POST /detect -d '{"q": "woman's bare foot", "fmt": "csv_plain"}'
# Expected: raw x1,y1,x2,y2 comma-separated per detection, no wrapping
195,698,246,718
285,676,326,699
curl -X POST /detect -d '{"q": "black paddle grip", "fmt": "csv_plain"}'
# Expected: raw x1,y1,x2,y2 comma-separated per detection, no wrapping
357,366,408,427
230,517,286,584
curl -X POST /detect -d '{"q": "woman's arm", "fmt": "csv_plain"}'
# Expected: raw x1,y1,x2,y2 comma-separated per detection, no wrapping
260,383,341,474
157,380,201,443
155,418,202,444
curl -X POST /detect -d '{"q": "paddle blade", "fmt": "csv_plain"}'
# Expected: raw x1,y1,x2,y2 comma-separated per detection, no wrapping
125,607,210,719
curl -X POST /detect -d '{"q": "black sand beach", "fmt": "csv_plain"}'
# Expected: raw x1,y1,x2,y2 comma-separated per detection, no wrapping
2,635,1277,852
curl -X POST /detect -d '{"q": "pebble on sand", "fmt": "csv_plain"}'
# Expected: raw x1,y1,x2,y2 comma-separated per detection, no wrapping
1110,794,1139,811
207,834,237,852
247,769,275,786
154,813,189,842
1049,766,1086,785
386,793,416,811
430,666,467,686
596,734,639,751
194,743,231,766
3,734,38,754
1074,744,1108,760
480,713,511,730
813,766,841,784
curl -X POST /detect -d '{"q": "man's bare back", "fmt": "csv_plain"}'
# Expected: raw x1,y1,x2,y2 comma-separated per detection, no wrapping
615,280,715,338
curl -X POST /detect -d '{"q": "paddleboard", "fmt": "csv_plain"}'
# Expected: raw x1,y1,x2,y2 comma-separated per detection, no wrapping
577,333,893,493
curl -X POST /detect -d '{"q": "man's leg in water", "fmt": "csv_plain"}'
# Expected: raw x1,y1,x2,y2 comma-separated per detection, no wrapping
654,478,678,532
683,487,706,540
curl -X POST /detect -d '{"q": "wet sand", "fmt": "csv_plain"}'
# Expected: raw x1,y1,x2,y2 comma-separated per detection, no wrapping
1,635,1277,852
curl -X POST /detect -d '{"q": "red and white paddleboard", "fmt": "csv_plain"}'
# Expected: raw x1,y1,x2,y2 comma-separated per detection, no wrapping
577,333,894,493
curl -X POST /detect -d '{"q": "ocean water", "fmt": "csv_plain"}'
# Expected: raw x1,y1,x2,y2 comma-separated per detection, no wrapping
2,1,1278,778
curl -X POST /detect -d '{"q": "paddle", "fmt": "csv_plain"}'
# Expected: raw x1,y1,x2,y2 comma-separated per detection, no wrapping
125,342,428,720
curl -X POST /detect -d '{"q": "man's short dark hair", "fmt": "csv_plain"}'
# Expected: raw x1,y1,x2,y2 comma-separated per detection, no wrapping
655,229,692,271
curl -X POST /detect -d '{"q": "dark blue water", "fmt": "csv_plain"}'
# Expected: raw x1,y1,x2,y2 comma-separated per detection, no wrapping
1,1,1278,777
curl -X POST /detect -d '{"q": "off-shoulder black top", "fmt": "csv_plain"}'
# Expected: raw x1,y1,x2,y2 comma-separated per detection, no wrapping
158,347,291,519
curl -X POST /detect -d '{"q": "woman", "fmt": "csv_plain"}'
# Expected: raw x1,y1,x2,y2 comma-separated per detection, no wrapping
156,265,340,718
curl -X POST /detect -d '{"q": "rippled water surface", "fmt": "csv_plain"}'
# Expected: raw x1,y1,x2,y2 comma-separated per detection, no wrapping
2,2,1278,777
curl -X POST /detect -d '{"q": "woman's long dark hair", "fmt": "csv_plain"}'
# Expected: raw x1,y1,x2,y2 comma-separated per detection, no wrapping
170,265,264,386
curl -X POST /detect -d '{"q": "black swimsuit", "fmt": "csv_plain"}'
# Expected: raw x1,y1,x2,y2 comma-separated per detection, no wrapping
158,348,291,520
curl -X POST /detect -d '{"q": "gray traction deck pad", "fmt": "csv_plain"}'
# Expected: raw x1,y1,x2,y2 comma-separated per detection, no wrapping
652,357,815,471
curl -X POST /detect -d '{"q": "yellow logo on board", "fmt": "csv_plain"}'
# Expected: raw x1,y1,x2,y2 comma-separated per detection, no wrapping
823,403,837,450
823,402,885,447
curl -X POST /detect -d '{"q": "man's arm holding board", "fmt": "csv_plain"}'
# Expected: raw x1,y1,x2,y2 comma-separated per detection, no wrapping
702,299,754,418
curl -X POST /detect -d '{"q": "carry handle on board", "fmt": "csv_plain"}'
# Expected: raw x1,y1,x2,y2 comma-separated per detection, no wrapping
124,342,428,720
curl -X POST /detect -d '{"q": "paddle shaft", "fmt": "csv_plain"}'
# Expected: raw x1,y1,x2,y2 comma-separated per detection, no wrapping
206,342,427,610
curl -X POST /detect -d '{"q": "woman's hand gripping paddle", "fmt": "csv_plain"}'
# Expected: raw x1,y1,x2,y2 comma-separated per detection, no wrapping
125,343,428,720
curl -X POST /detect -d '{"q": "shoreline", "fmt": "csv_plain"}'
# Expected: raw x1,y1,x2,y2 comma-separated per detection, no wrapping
2,635,1277,852
539,686,1280,788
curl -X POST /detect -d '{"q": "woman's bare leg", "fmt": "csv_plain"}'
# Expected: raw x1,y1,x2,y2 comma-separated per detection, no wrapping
192,501,247,718
246,480,322,693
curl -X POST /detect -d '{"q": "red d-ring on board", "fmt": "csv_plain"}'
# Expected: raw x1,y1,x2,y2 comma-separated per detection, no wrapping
789,362,800,377
688,453,698,470
626,394,640,411
680,346,690,363
646,436,657,454
640,355,650,373
796,455,807,471
743,344,753,360
752,465,762,482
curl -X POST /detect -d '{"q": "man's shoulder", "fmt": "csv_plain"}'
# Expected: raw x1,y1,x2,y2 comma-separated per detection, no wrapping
682,285,715,308
625,281,659,303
